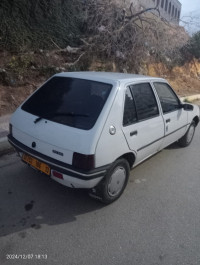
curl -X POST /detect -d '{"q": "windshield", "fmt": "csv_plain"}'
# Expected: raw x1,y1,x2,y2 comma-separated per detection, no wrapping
22,76,112,130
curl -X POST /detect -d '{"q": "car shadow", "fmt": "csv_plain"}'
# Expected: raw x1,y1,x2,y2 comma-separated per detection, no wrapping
165,142,181,150
0,155,105,238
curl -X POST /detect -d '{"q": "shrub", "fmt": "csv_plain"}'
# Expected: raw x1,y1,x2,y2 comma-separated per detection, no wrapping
187,31,200,59
0,0,83,51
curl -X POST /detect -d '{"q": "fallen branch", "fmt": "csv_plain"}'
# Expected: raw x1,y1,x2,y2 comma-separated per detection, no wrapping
64,52,85,67
125,6,160,21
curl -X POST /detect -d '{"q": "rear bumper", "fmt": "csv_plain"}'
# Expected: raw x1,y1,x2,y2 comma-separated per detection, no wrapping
8,135,109,189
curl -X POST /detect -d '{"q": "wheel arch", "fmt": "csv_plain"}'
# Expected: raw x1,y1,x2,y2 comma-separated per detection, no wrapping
118,152,136,168
193,116,199,127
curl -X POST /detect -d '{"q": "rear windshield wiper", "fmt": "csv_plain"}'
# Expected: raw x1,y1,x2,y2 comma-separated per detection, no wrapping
34,112,89,124
34,117,43,124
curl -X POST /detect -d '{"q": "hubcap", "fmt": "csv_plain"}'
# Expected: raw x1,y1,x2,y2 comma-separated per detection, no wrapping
108,166,126,197
186,125,195,144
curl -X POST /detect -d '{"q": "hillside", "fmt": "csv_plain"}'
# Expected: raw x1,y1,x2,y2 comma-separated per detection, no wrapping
0,0,200,116
0,50,200,116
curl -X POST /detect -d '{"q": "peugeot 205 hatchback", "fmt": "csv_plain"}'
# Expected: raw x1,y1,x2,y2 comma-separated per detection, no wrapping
8,72,200,203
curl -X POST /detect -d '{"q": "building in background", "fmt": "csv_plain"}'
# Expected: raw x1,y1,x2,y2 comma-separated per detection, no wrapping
131,0,182,24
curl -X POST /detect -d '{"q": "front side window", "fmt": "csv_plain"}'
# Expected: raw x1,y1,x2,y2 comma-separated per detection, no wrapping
22,77,112,130
130,83,159,121
153,82,180,114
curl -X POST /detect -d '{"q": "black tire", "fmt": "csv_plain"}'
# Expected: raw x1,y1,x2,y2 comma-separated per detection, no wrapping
89,159,130,204
178,121,195,147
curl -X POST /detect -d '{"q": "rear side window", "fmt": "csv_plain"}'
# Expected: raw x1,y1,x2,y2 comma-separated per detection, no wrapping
130,83,159,121
153,82,180,114
22,77,112,130
123,88,137,126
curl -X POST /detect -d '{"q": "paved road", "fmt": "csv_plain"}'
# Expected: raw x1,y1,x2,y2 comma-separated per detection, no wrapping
0,126,200,265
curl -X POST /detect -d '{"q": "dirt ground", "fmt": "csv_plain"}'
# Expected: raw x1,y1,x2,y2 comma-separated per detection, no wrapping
0,82,41,116
0,50,62,116
168,77,200,97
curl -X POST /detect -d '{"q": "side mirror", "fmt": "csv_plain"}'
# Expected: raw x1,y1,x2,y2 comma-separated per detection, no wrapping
180,103,194,111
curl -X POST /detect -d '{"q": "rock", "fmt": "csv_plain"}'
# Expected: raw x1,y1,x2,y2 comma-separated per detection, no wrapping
66,46,79,54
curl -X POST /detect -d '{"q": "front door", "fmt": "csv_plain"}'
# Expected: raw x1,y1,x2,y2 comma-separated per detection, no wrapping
153,82,188,149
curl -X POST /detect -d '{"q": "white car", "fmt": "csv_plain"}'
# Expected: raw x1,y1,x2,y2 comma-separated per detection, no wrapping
8,72,200,203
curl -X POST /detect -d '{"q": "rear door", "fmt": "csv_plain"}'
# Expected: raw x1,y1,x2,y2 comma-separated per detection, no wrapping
122,82,165,164
153,82,188,149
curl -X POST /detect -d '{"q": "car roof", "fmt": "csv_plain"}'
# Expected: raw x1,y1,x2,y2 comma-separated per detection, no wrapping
55,71,166,83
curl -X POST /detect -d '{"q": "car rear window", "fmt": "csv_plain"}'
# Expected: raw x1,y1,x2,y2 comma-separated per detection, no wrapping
22,76,112,130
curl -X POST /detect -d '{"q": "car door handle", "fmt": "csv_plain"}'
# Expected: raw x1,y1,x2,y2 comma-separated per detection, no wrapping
130,130,138,136
166,119,171,123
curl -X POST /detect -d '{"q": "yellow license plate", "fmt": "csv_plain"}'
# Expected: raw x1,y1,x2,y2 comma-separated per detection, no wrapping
22,154,51,176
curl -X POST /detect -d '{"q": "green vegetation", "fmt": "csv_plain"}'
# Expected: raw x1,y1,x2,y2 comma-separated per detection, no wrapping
0,0,199,74
187,31,200,59
0,0,83,51
183,98,192,103
7,55,33,75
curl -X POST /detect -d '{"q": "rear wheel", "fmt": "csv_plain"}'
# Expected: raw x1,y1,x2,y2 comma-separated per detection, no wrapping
89,159,130,204
178,121,195,147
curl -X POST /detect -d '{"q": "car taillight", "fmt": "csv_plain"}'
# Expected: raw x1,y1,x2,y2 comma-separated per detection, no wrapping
9,124,13,136
72,153,95,171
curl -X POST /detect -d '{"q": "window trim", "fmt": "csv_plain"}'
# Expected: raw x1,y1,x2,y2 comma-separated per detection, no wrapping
152,81,182,115
122,82,160,127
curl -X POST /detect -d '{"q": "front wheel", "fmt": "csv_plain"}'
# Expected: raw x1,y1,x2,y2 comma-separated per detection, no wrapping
178,121,195,147
89,159,130,204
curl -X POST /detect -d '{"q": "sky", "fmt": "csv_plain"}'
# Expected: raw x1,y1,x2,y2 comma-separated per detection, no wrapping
179,0,200,33
180,0,199,15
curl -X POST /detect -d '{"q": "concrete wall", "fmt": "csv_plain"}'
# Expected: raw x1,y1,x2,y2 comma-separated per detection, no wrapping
129,0,182,24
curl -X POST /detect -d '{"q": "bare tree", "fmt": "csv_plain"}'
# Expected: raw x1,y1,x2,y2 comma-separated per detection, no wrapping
80,0,188,72
181,12,200,35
